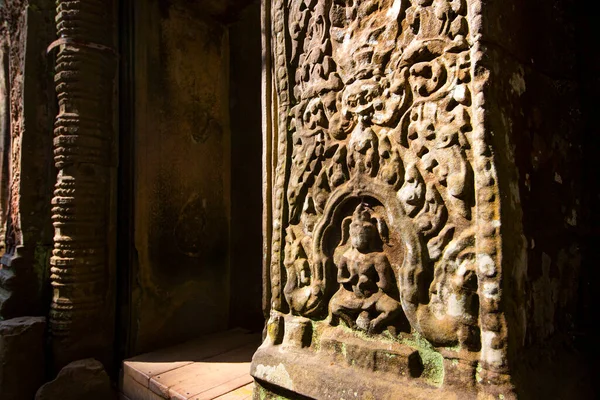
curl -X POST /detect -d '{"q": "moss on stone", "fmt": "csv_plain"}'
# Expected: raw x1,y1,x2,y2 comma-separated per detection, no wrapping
310,320,321,351
401,332,445,387
338,322,396,344
446,343,461,353
258,385,267,400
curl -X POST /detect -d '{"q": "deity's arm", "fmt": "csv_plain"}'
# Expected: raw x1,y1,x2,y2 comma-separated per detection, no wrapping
296,259,311,285
347,148,355,169
374,254,394,292
337,257,351,283
284,263,299,294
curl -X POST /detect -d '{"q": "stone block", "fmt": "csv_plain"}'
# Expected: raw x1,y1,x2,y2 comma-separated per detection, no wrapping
0,316,46,400
36,358,115,400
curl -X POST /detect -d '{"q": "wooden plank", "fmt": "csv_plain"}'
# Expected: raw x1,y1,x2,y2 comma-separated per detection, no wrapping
149,343,257,399
124,329,258,388
122,373,167,400
168,366,250,400
213,383,254,400
191,375,254,400
124,360,193,391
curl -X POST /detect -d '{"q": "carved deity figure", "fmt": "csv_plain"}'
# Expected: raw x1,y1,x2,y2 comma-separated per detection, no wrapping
328,204,402,333
343,80,381,177
284,226,322,316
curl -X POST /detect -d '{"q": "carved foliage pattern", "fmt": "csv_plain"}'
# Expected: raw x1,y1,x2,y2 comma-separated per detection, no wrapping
270,0,504,369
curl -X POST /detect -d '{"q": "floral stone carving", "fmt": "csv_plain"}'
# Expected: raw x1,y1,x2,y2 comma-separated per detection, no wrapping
253,0,512,398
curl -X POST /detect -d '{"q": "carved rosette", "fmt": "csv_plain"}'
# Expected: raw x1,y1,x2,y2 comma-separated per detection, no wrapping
259,0,509,393
50,0,116,366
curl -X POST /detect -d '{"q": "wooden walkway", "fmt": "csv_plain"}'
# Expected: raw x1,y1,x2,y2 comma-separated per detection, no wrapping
121,329,260,400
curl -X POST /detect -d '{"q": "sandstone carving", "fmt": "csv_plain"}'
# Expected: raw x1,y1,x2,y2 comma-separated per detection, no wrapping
50,0,116,368
328,203,402,333
254,0,509,397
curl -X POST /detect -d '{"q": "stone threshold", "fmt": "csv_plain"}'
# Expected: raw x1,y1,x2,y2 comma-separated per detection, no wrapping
121,328,261,400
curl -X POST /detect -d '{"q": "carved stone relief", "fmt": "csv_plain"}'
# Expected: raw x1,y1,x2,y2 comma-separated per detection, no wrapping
0,1,55,321
254,0,510,397
0,45,8,251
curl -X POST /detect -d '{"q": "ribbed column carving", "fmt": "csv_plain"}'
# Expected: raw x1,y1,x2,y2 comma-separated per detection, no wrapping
50,0,116,366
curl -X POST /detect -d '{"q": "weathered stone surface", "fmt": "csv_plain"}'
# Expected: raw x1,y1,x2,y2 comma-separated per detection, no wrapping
129,0,232,354
161,0,257,22
0,316,46,400
0,0,56,320
35,358,114,400
478,19,596,400
253,0,592,398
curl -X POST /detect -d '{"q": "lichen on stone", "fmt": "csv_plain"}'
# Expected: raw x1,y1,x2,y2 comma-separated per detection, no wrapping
401,332,445,387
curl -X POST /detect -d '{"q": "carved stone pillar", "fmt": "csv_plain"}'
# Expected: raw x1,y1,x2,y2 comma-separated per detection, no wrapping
50,0,117,369
252,0,589,398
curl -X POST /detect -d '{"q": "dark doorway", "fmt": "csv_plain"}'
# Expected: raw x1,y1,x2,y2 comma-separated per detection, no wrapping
116,0,263,364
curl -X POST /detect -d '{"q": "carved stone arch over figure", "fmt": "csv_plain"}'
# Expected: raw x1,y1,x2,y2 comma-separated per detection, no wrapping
309,179,426,324
316,186,420,331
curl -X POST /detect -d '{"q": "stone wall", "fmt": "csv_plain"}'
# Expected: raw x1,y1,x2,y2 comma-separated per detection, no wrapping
129,0,233,354
480,0,583,346
478,1,594,395
229,1,264,332
125,0,263,355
